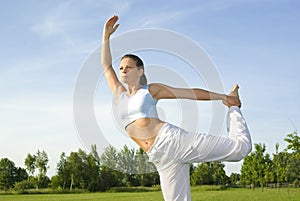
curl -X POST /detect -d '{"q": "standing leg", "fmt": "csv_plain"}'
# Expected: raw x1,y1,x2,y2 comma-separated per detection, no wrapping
147,123,193,201
158,163,191,201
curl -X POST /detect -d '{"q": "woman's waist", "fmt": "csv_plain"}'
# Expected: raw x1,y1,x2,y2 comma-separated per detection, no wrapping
126,118,164,132
126,118,165,152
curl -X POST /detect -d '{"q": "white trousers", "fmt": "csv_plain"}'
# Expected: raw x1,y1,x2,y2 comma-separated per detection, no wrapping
147,106,252,201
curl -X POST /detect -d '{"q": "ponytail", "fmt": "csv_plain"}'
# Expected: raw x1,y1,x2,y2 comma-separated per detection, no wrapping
140,73,147,86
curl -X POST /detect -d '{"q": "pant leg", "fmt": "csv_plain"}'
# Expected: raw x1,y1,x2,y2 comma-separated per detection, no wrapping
174,106,252,163
158,163,191,201
147,124,192,201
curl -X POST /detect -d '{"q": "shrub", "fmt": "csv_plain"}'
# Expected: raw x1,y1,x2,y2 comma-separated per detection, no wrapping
14,180,35,193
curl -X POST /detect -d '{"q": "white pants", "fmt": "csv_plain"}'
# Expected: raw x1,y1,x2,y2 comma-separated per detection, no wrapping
147,106,252,201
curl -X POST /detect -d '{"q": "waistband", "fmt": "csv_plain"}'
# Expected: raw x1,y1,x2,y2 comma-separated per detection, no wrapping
146,122,174,154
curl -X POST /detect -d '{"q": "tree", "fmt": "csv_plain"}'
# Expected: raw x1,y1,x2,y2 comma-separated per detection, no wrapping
273,143,288,189
35,150,49,188
284,131,300,185
53,152,70,190
191,162,227,185
241,143,273,191
212,162,227,185
117,145,138,186
14,180,35,192
0,158,28,190
286,153,300,185
67,151,83,190
136,148,159,187
14,167,28,185
100,146,123,190
263,153,274,187
240,155,254,188
24,154,36,180
100,145,118,170
90,144,101,166
284,131,300,153
86,147,101,192
229,173,241,186
99,165,121,191
99,145,159,189
0,158,17,190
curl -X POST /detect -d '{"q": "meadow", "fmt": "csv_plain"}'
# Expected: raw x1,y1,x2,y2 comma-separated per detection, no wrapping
0,187,299,201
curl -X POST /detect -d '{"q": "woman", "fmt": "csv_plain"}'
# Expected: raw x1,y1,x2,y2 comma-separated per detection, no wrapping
101,15,252,201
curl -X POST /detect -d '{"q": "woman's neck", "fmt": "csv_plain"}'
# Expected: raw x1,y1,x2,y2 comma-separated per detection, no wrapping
127,83,142,96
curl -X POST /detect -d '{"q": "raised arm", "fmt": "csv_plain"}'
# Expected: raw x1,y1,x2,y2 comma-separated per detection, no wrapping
149,83,240,106
101,15,125,94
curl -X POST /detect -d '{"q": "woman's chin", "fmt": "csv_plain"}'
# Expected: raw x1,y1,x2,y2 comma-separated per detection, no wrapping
120,77,126,82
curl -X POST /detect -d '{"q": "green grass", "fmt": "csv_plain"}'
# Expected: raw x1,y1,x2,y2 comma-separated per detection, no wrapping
0,187,299,201
191,188,300,201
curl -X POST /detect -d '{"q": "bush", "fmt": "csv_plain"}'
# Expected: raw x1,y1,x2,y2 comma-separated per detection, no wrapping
14,180,35,192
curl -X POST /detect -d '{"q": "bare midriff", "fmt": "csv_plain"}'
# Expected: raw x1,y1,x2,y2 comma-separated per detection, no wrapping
125,118,165,152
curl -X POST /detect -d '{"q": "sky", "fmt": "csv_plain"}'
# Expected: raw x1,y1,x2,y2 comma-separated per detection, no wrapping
0,0,299,176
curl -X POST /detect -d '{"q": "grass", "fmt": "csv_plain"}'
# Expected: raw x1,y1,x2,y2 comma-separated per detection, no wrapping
0,187,299,201
191,187,300,201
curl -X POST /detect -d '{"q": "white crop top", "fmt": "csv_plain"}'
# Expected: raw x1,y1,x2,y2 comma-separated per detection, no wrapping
113,85,159,128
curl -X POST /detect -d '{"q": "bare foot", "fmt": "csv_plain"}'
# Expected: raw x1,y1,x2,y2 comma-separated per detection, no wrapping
229,84,239,97
223,84,241,108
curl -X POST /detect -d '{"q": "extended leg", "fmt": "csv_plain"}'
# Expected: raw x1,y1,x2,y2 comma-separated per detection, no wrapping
168,83,251,163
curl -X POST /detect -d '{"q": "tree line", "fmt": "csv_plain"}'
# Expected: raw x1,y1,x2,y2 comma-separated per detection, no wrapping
241,131,300,191
0,131,299,192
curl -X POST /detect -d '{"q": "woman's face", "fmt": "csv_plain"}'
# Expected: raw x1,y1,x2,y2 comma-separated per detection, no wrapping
119,57,143,84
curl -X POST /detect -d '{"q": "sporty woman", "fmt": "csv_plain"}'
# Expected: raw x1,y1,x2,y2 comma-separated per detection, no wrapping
101,15,252,201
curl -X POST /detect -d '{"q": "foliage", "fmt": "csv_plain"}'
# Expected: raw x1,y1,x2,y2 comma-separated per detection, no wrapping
51,145,159,192
191,162,228,185
35,150,49,188
240,130,300,190
229,173,241,186
284,131,300,153
24,154,36,178
0,158,28,190
14,180,35,192
240,143,274,190
24,150,49,189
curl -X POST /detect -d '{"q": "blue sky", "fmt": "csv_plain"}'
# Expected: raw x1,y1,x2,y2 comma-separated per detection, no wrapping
0,0,299,176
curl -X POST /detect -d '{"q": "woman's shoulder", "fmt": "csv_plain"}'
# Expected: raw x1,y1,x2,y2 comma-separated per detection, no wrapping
148,83,166,99
148,83,169,91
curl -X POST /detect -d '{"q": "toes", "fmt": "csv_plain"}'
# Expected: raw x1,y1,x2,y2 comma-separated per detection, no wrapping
229,84,239,97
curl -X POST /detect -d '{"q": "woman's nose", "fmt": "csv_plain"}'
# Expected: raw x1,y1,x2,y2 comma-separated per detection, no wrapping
123,67,129,73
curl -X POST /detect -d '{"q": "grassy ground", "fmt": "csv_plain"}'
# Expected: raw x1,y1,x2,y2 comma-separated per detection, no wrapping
0,187,299,201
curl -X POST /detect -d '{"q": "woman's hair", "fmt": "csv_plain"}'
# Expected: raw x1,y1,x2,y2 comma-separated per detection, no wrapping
121,54,147,86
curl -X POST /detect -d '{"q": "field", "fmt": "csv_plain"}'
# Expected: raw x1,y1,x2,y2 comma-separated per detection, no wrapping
0,187,300,201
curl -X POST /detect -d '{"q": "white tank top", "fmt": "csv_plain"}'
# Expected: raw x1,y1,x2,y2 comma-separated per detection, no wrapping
114,85,159,128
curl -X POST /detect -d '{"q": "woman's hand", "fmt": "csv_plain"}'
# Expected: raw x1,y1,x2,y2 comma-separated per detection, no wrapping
223,95,241,108
103,15,120,39
222,84,241,108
